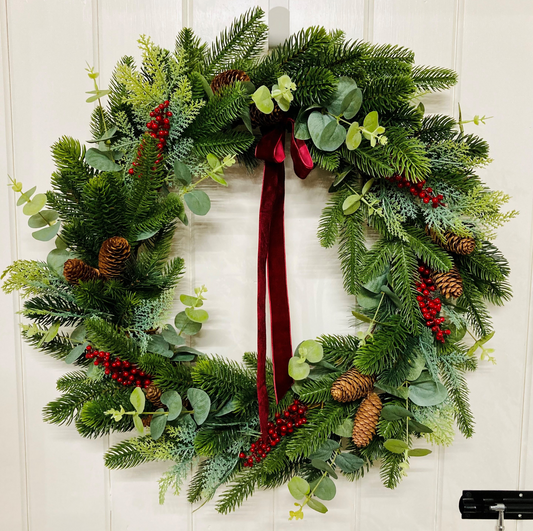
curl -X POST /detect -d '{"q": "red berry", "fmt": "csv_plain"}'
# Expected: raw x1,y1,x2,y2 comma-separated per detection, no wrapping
166,111,172,117
423,197,430,204
444,329,451,335
239,452,246,459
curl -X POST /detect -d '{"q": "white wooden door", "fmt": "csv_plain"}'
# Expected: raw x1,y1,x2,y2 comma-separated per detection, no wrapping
1,1,532,530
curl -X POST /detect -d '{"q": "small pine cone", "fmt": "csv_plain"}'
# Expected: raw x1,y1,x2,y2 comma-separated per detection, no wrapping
431,265,463,298
145,384,164,409
63,258,100,285
426,227,476,255
331,368,375,403
98,236,131,279
352,392,383,448
250,101,285,128
142,415,153,428
210,69,250,94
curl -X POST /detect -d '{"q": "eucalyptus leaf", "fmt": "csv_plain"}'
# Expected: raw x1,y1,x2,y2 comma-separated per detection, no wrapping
175,312,202,335
362,178,375,196
184,190,211,216
147,335,173,358
298,340,323,363
333,418,354,438
342,87,363,119
288,476,310,500
309,439,340,460
326,76,358,115
130,387,146,414
252,85,274,114
174,161,192,185
408,420,433,434
336,452,365,473
363,111,379,132
17,186,36,206
33,222,61,241
28,210,58,228
342,194,361,215
332,169,351,187
47,248,72,275
310,476,336,501
308,112,335,148
381,285,402,308
133,413,145,435
346,125,362,151
174,345,204,356
70,324,86,343
206,153,219,170
43,322,61,343
383,439,408,454
405,352,426,382
22,193,47,216
215,398,237,417
381,405,414,421
172,354,196,362
88,126,118,143
408,448,432,457
409,375,447,406
307,498,328,514
317,119,347,152
85,148,121,171
188,388,211,425
288,357,310,380
150,410,167,440
161,324,185,346
364,271,389,294
374,382,409,399
185,307,209,323
357,288,381,310
310,459,338,479
64,342,89,364
352,311,374,324
161,390,182,421
180,294,202,307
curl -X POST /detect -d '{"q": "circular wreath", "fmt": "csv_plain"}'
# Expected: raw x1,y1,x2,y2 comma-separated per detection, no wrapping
3,8,517,520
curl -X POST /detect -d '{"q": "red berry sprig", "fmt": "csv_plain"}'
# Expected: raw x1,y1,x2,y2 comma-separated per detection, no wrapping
84,345,152,388
387,174,445,208
239,399,308,468
416,265,451,343
127,100,172,176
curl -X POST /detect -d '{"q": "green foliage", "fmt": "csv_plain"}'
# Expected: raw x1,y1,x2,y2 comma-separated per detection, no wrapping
338,209,366,295
411,65,457,91
104,438,149,469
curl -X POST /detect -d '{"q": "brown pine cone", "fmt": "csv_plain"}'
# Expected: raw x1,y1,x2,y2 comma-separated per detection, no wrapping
250,101,285,128
141,415,153,428
210,69,250,94
352,392,383,448
145,384,164,409
63,258,100,285
431,265,463,298
331,368,375,403
426,227,476,255
98,236,131,279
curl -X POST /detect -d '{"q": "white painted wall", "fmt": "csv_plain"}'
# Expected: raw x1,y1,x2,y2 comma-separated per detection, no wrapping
1,1,532,530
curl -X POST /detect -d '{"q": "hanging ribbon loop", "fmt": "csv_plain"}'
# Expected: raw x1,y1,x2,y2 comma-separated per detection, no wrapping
255,118,313,436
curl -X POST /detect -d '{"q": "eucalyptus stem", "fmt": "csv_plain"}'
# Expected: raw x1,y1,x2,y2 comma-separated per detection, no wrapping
299,451,340,510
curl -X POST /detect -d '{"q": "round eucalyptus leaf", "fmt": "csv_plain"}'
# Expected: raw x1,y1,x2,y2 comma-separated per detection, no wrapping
184,190,211,216
28,210,59,228
174,160,192,185
130,387,146,414
363,111,379,133
310,476,336,501
64,342,89,364
133,413,145,435
326,76,358,115
342,87,363,119
161,390,182,421
288,357,310,380
309,439,340,460
342,194,361,215
335,452,364,473
23,193,47,216
175,311,202,336
308,112,335,148
287,476,310,500
33,222,61,241
188,388,211,425
185,307,209,323
252,85,274,114
310,459,338,479
317,119,347,152
333,418,354,438
409,378,447,407
85,148,121,171
17,186,36,206
381,405,414,421
307,498,328,514
150,410,167,440
47,248,72,275
161,324,186,346
180,294,202,307
298,339,323,363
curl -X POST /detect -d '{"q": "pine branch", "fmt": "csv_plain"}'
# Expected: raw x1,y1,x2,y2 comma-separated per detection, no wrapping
360,238,396,284
340,145,394,178
191,130,254,158
297,373,341,403
319,333,361,367
385,127,431,183
105,438,149,469
404,226,453,272
309,144,341,172
317,187,350,248
411,65,457,92
416,114,457,144
338,209,366,295
291,66,338,106
176,28,208,75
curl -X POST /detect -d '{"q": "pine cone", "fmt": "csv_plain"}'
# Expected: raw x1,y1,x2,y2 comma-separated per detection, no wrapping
431,265,463,298
352,392,383,448
142,415,153,428
331,368,375,403
250,101,285,128
98,236,131,279
145,384,164,409
426,227,476,255
63,258,100,285
210,69,250,94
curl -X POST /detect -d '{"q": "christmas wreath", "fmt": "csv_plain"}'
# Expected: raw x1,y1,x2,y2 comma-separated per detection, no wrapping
3,8,517,520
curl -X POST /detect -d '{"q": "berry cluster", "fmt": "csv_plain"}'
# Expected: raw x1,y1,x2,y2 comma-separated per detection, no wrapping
84,345,152,388
128,100,172,176
416,265,451,343
239,399,308,468
388,174,445,208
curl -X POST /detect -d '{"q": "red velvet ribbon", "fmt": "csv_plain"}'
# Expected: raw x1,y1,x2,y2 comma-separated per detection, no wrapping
255,119,313,436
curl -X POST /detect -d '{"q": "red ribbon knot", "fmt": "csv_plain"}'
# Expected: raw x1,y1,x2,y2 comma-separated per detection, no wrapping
254,118,313,436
